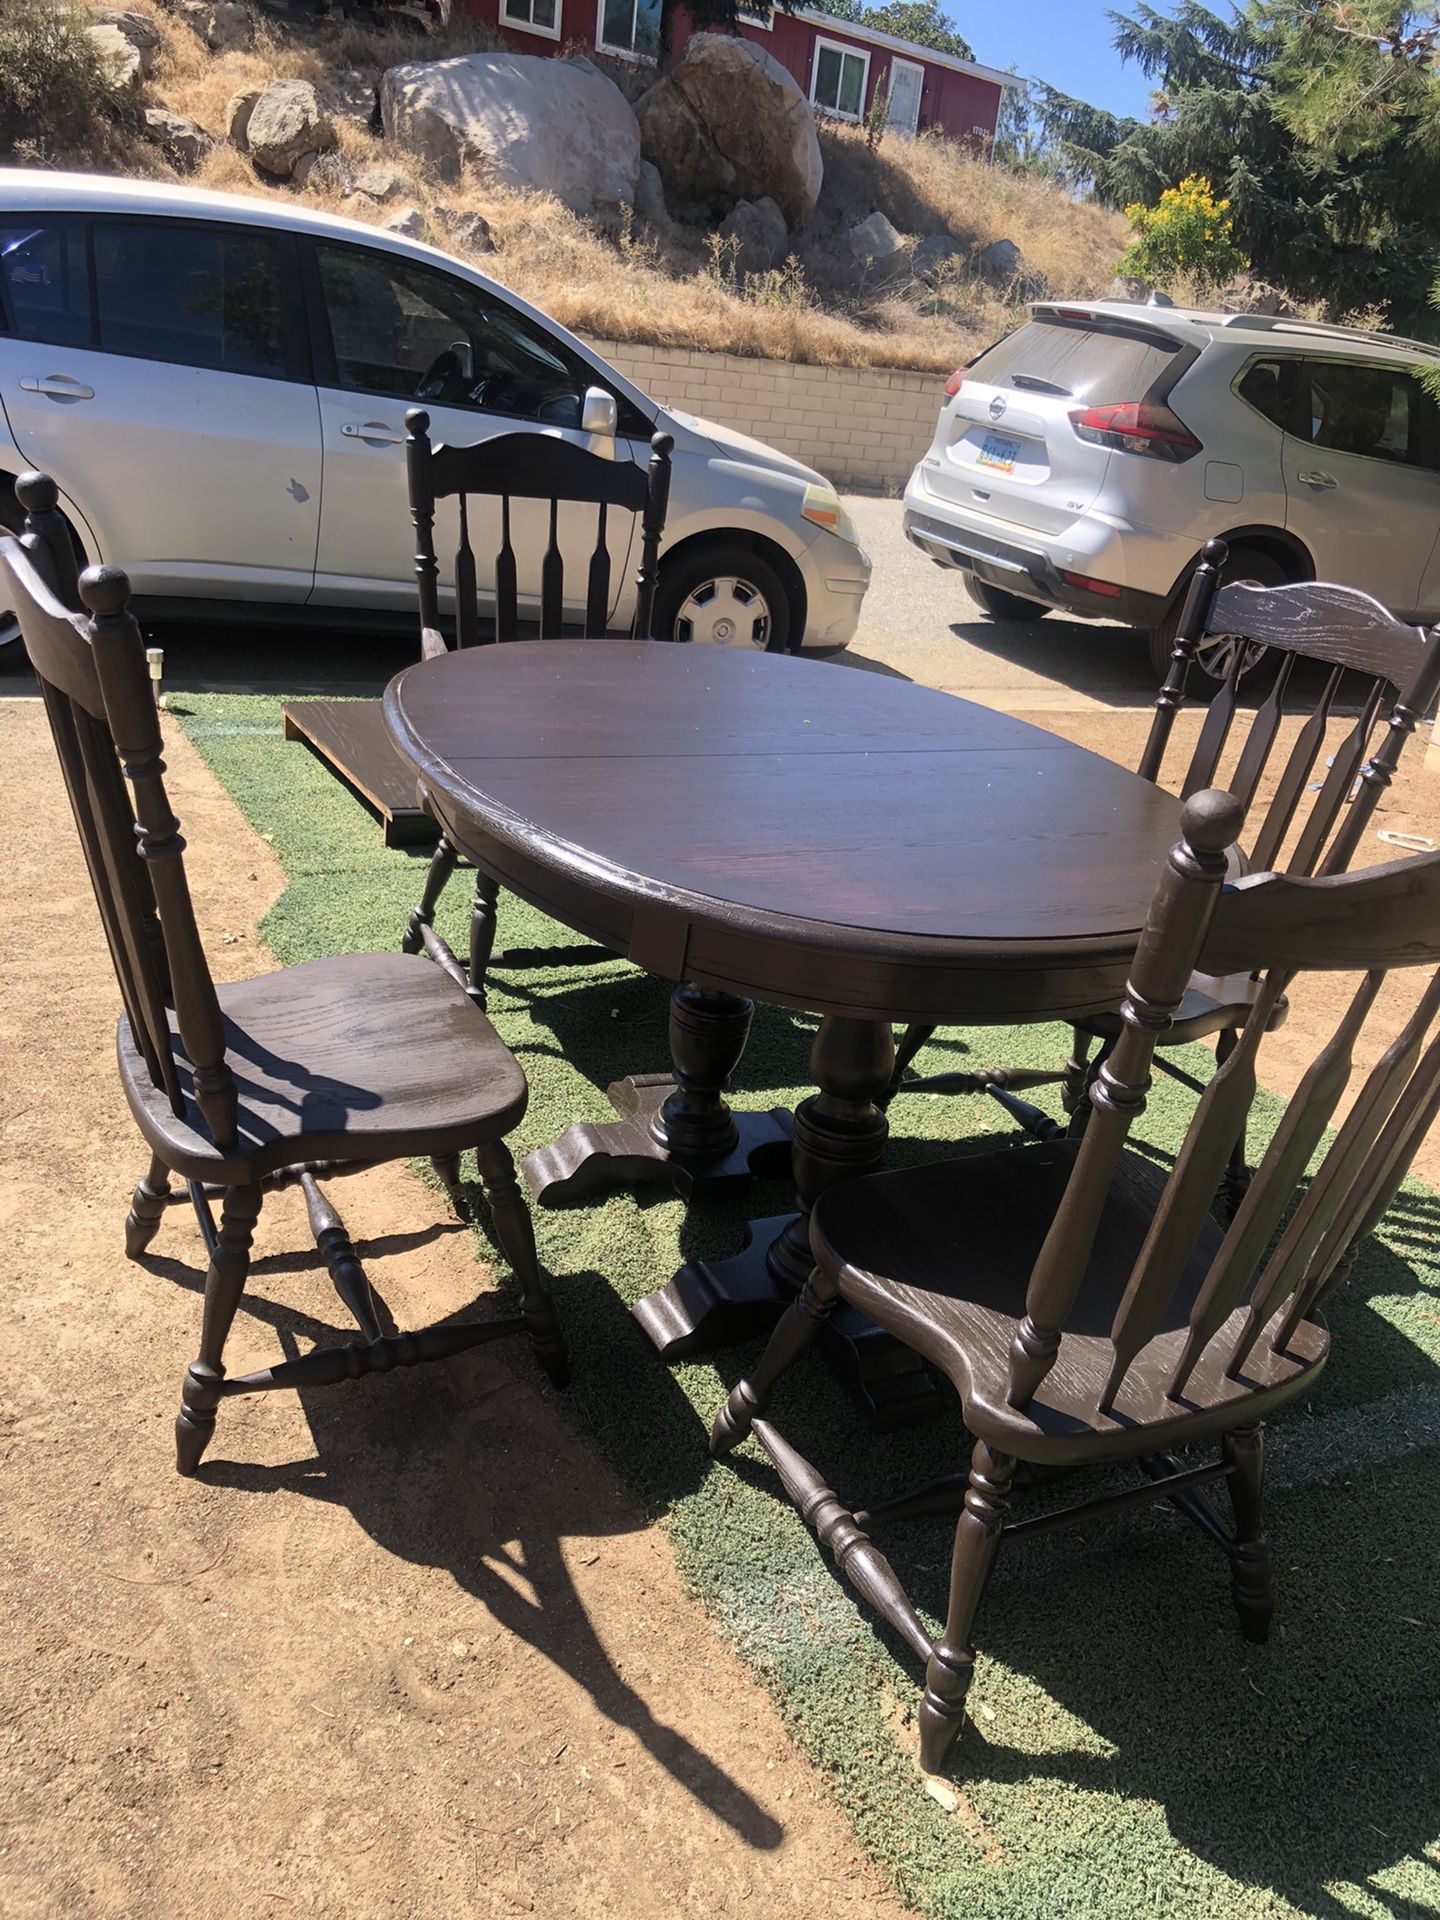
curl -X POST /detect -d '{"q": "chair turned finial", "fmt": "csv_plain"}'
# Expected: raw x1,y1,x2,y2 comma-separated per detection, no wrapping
650,431,675,458
15,470,59,516
406,409,431,437
1200,536,1229,571
78,564,132,620
1180,786,1246,857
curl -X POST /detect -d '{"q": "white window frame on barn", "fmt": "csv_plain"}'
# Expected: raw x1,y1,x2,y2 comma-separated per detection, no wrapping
810,35,871,122
596,0,661,58
500,0,562,40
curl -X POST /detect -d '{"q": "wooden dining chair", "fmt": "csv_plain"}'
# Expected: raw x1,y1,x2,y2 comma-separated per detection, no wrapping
3,478,569,1478
710,786,1440,1777
888,539,1440,1208
399,414,675,1007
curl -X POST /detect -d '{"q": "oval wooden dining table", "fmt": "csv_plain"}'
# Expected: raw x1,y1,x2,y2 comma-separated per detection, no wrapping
384,639,1185,1425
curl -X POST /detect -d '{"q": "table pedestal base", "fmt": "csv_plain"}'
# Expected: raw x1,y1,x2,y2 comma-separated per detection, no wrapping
633,1211,942,1431
523,1072,793,1206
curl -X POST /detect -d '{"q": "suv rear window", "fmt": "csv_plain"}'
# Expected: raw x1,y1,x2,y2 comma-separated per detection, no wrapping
967,320,1181,404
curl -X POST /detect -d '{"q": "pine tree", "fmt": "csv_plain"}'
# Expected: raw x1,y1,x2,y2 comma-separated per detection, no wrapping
1032,2,1440,334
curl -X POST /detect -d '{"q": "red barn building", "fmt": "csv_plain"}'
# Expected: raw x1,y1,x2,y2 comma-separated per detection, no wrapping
456,0,1016,151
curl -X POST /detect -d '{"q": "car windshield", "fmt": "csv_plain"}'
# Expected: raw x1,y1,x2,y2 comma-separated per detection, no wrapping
969,321,1181,405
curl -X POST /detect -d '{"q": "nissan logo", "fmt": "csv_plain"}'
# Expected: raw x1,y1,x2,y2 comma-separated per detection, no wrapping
988,396,1007,421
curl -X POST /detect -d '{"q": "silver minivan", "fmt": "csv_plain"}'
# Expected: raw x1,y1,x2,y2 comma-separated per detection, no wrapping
0,171,871,654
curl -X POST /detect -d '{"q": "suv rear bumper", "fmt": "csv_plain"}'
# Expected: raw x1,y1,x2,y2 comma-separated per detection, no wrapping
903,506,1170,630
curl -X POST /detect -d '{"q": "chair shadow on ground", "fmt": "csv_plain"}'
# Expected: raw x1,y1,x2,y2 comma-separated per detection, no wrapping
137,1215,784,1854
687,1164,1440,1916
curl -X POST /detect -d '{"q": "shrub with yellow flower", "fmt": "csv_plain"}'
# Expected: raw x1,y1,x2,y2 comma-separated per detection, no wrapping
1116,175,1247,299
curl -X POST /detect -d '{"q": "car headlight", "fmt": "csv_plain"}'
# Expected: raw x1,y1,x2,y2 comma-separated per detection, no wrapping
800,483,858,546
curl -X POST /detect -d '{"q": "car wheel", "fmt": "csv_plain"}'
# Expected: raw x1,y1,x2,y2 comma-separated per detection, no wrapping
653,545,792,652
1147,546,1291,682
964,575,1051,622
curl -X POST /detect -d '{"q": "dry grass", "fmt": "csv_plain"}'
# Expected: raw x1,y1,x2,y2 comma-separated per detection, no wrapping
68,2,1131,373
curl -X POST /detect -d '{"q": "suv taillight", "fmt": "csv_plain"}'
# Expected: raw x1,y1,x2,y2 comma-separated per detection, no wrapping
1069,401,1202,462
944,368,966,398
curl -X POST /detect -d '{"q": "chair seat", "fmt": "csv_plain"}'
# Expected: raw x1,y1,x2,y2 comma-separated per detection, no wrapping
1077,969,1290,1047
809,1140,1328,1464
118,950,528,1182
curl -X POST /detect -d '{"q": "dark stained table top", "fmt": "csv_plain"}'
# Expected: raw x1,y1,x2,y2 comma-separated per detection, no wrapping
384,641,1185,1025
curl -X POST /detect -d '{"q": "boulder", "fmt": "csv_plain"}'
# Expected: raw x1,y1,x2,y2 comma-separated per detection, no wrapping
1108,272,1153,302
142,106,212,168
634,157,667,227
442,209,495,254
1220,279,1298,318
293,149,354,194
225,86,260,151
351,162,408,203
718,195,787,277
380,53,639,217
245,79,334,181
383,206,429,241
635,33,822,228
975,237,1022,285
849,208,906,279
206,0,253,50
85,23,143,90
91,9,160,76
173,0,211,35
912,232,964,282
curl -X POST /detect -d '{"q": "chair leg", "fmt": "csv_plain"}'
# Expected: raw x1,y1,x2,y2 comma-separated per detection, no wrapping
174,1183,263,1477
1059,1028,1095,1117
1215,1029,1251,1220
709,1263,839,1456
125,1151,171,1259
467,871,500,1011
918,1442,1013,1776
883,1022,936,1106
402,835,460,955
475,1140,569,1389
1222,1421,1273,1644
430,1151,472,1223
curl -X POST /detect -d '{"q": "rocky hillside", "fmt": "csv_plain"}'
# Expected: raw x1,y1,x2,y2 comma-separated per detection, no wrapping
7,0,1132,372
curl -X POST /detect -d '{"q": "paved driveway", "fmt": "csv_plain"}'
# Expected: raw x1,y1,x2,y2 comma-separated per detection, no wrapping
841,495,1160,712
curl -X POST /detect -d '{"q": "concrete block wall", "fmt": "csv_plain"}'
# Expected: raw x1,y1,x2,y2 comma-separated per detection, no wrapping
582,337,944,493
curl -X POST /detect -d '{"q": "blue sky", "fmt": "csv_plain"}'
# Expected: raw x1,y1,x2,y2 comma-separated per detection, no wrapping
959,0,1160,119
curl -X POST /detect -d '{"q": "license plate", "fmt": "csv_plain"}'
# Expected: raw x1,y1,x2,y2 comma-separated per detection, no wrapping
976,431,1022,474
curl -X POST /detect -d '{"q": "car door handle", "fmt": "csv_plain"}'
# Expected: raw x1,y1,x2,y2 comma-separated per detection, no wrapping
1297,470,1337,490
19,375,94,399
341,421,405,445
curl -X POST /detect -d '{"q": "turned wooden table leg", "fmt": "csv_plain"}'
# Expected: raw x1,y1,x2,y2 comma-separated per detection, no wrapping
521,981,792,1205
634,1015,942,1429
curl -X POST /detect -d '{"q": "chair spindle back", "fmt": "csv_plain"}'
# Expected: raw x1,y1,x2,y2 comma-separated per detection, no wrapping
405,412,674,652
1006,788,1440,1418
1137,539,1440,879
1,488,237,1149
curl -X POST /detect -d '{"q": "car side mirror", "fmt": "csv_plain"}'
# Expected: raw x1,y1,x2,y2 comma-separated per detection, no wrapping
581,386,618,437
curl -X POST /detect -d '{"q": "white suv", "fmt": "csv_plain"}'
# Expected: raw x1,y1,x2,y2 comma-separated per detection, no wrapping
903,300,1440,675
0,171,871,655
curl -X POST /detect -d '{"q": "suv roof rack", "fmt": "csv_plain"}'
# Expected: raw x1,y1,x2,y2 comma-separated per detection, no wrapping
1218,313,1440,358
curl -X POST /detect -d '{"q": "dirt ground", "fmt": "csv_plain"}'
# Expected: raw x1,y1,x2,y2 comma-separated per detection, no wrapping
3,684,1439,1920
0,700,904,1920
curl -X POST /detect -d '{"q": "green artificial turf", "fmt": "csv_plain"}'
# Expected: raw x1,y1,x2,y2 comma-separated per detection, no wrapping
180,690,1440,1920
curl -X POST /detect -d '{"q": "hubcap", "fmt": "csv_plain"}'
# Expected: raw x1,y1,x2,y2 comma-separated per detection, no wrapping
1196,631,1268,682
675,575,772,648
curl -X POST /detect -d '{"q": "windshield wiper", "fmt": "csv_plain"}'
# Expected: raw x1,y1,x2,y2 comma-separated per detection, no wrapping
1008,374,1073,396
